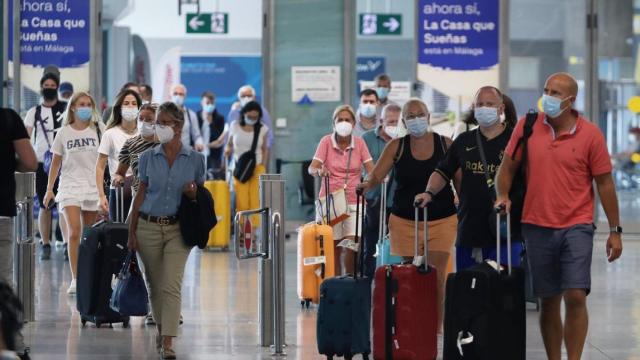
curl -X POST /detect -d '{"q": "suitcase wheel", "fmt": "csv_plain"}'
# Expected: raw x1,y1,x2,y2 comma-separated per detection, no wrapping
109,323,114,328
300,299,311,309
81,319,87,327
362,354,369,360
344,354,353,360
95,320,102,328
123,318,130,328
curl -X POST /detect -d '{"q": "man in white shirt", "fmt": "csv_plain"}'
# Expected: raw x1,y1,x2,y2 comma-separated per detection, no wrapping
171,84,204,152
23,73,68,261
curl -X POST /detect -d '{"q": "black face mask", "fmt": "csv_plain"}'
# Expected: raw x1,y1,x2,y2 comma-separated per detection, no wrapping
42,88,58,101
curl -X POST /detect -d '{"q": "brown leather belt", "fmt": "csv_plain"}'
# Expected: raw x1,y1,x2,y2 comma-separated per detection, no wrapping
140,212,179,225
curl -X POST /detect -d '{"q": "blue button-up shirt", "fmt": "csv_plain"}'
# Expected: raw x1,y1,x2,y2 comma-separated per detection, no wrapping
362,127,396,206
138,144,205,217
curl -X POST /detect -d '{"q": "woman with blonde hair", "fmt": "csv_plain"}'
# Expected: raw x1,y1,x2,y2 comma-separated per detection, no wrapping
308,104,374,275
43,92,105,294
358,98,458,328
95,89,141,219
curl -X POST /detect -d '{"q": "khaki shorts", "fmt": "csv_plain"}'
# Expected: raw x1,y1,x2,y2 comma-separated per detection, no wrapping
316,204,364,240
388,213,457,257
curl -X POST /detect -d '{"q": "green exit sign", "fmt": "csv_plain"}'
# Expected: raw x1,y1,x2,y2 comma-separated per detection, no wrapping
359,13,402,36
186,13,228,34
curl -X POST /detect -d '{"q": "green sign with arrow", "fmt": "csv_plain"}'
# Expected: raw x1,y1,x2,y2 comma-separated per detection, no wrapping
359,13,402,36
186,13,228,34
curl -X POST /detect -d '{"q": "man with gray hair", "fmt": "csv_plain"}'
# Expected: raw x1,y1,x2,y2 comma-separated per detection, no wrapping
360,103,404,277
226,85,273,149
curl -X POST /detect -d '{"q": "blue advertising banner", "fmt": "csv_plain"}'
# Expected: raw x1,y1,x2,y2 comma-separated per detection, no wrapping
180,56,262,118
418,0,499,71
356,56,385,92
9,0,90,68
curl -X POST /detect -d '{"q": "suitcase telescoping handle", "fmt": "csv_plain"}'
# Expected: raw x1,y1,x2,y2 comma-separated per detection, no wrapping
495,205,512,275
355,187,365,279
115,185,125,223
413,203,428,263
324,176,331,225
378,179,388,245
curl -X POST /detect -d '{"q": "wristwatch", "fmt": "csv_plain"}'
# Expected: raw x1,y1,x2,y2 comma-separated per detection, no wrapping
610,226,623,234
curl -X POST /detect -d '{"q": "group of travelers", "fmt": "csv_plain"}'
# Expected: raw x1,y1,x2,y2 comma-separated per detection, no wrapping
310,72,622,360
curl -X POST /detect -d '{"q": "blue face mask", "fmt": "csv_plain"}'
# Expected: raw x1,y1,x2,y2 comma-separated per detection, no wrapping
376,87,390,100
405,116,430,137
203,103,215,114
244,116,258,126
359,103,377,118
542,94,570,118
474,107,499,127
75,107,93,122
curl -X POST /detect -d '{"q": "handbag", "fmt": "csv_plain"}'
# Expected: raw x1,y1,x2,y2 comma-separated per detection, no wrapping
110,251,149,316
316,142,353,226
233,123,262,183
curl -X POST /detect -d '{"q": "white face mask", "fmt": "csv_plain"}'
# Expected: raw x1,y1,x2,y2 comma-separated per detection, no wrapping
240,96,253,107
384,125,406,139
334,121,353,137
138,121,155,138
155,124,175,144
172,95,185,106
121,107,138,122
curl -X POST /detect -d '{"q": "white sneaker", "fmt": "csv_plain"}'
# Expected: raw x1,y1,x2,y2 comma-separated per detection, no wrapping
67,279,77,295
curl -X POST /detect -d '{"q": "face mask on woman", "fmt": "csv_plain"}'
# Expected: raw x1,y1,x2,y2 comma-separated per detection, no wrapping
155,124,175,144
75,107,93,122
334,121,353,137
121,107,138,122
404,116,430,137
244,116,258,126
139,121,155,138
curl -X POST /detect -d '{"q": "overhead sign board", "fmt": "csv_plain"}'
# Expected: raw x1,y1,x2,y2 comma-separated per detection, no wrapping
360,14,402,36
186,13,228,34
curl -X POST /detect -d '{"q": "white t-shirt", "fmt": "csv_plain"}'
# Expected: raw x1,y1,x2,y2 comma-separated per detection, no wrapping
51,123,106,200
98,126,137,187
24,105,65,161
229,120,268,164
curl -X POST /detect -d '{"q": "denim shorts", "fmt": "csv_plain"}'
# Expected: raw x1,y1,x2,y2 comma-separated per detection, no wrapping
522,223,595,298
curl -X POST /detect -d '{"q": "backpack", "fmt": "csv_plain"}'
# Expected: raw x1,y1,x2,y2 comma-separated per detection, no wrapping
511,109,538,165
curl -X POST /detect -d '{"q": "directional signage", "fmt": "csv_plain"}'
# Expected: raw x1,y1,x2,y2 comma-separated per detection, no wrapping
359,14,402,36
186,13,228,34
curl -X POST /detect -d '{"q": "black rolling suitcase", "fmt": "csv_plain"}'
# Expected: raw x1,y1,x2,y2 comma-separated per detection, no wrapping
77,187,130,328
316,191,371,360
443,210,525,360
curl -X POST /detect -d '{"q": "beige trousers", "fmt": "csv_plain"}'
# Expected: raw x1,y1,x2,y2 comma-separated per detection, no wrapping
136,218,191,337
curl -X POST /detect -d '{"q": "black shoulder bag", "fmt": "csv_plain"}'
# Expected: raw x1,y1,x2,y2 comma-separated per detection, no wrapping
233,123,262,183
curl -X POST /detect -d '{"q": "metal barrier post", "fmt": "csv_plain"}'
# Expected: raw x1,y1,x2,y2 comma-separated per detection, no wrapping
271,211,286,356
13,172,36,322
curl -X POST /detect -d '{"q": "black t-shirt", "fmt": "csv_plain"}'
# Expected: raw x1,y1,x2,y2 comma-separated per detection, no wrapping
197,110,226,157
0,108,30,217
391,134,457,221
437,127,523,247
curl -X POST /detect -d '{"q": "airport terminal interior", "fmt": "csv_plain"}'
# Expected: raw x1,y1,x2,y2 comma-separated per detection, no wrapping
2,0,640,359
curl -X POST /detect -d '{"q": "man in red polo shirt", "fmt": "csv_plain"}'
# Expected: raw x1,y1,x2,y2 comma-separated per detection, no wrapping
496,72,622,360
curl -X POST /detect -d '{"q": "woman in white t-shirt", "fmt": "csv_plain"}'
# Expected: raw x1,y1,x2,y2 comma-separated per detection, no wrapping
224,100,269,223
43,92,105,294
95,89,141,220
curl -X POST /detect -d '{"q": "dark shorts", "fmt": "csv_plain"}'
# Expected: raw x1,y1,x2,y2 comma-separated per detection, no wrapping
35,162,58,209
522,223,595,298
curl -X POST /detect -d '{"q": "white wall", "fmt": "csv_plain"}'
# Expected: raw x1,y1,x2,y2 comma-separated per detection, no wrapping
115,0,262,39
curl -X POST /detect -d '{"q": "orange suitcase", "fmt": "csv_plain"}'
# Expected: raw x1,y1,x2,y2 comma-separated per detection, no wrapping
296,177,336,308
203,180,231,250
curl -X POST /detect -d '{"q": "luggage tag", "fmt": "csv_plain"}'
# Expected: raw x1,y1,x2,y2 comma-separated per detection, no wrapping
485,260,504,272
412,255,425,267
303,256,326,266
337,238,360,252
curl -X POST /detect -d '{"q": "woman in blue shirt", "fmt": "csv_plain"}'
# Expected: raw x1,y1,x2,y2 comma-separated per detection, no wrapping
128,102,205,360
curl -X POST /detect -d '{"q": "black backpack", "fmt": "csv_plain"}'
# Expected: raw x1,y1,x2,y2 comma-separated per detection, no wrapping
233,123,262,183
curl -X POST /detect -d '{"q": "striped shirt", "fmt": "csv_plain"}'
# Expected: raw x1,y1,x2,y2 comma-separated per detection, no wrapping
118,135,157,192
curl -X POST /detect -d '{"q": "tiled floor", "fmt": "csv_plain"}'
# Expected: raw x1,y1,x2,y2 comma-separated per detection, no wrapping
21,235,639,359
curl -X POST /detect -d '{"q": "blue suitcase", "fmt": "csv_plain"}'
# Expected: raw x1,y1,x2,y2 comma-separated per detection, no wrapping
375,180,402,267
317,191,371,359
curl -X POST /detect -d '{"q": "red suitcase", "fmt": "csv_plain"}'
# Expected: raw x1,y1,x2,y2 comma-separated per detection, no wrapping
372,206,438,360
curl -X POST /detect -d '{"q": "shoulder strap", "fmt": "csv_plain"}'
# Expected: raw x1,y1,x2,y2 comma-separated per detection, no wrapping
35,106,53,149
393,136,405,163
475,129,496,202
249,123,262,153
511,109,537,162
439,134,448,155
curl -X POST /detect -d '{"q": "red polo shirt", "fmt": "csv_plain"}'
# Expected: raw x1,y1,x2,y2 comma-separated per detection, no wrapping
505,110,612,229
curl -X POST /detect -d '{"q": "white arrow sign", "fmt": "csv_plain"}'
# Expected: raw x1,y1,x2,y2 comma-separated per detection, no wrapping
383,17,400,32
189,15,205,31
